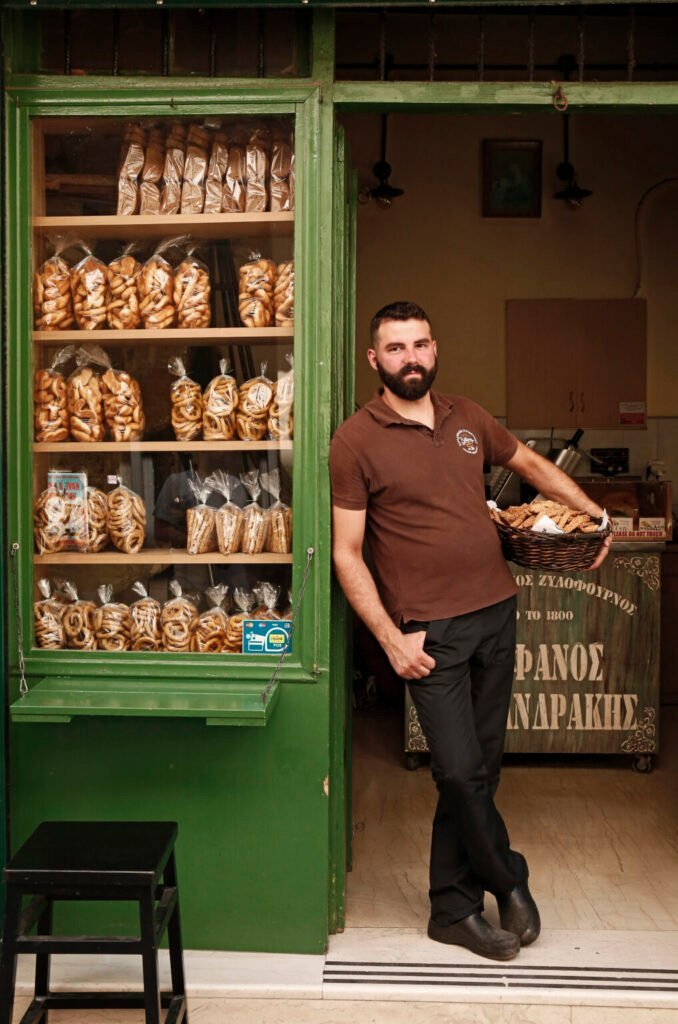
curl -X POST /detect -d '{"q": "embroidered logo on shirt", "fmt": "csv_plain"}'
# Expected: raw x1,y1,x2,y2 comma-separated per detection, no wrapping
456,428,479,455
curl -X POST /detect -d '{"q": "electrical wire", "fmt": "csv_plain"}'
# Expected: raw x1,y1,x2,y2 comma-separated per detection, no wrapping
632,176,678,297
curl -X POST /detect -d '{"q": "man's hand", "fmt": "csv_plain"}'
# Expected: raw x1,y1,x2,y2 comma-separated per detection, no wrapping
587,534,612,572
383,631,436,680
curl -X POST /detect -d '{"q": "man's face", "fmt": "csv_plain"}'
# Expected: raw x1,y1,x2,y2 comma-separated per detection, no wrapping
368,318,438,401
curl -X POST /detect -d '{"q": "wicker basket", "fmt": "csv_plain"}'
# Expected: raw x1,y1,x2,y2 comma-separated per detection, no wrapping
494,519,611,571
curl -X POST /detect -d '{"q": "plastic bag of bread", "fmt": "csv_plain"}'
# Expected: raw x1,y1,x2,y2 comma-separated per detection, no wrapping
203,359,237,439
204,132,228,214
85,486,109,553
191,584,229,653
237,362,274,441
289,140,295,211
174,248,211,329
34,246,75,331
93,584,131,652
186,477,217,555
161,580,198,653
116,124,146,216
180,124,211,214
238,253,275,329
207,470,244,555
60,581,97,651
261,469,292,554
107,479,146,554
138,239,178,329
253,581,284,620
160,123,187,215
274,261,294,327
270,131,293,212
223,587,255,653
67,346,107,442
70,246,109,331
129,581,162,651
100,352,146,442
34,578,66,650
268,353,294,440
34,345,76,442
245,127,271,213
282,588,293,620
139,126,165,215
222,141,246,212
168,356,203,440
240,470,269,555
107,246,142,330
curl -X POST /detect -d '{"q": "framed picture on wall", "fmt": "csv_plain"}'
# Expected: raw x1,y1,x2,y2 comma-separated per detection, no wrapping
481,140,542,218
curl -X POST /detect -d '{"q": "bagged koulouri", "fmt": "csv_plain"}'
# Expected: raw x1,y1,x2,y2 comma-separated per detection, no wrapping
107,480,146,554
174,247,211,329
268,353,294,440
161,581,198,653
203,360,237,440
117,124,146,216
253,581,283,620
186,477,217,555
191,584,229,653
270,131,293,212
60,581,97,651
85,487,109,553
67,346,108,442
207,470,244,555
240,471,268,555
34,345,76,442
261,469,292,554
238,253,275,329
34,245,74,331
93,584,131,652
169,356,203,440
107,245,142,330
34,578,65,650
138,239,178,329
101,355,146,442
237,362,274,441
70,246,109,331
130,581,163,651
223,587,256,653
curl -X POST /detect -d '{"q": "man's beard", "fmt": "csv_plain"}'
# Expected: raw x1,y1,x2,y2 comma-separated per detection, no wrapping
376,356,438,401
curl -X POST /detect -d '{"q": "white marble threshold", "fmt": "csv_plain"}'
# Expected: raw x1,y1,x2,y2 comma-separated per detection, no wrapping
13,927,678,1011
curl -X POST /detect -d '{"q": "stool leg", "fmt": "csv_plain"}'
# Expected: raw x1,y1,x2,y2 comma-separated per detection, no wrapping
139,889,161,1024
164,851,187,1019
0,886,22,1024
34,897,53,1015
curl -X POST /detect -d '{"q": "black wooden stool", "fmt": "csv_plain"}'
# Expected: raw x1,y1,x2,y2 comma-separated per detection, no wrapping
0,821,188,1024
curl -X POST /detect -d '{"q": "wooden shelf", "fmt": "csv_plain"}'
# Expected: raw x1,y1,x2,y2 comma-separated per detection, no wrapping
34,550,293,566
34,440,293,454
33,212,294,240
33,327,294,346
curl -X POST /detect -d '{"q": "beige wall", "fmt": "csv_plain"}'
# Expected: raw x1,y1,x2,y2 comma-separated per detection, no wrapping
341,112,678,418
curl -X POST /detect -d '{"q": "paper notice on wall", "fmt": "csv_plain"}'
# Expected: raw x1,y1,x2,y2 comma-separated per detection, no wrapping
619,401,645,426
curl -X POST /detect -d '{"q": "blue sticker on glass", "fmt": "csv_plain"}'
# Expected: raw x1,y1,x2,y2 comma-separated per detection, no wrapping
242,620,293,655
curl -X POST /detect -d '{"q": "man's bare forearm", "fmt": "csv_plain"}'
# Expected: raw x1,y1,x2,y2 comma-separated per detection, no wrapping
509,449,604,518
333,549,401,650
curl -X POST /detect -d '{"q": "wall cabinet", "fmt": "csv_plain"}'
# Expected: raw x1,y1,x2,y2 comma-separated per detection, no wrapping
506,299,647,430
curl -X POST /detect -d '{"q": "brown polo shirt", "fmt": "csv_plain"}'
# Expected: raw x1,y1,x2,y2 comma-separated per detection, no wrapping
329,390,519,624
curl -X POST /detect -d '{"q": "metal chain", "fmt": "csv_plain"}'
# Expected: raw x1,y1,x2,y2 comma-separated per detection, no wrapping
10,543,28,697
262,545,315,703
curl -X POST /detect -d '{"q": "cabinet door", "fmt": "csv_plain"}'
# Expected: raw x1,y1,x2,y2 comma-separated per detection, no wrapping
506,300,578,429
575,299,646,429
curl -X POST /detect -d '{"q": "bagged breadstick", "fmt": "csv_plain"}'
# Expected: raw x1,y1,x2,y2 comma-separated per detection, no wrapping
253,581,283,620
245,127,271,213
160,123,187,215
223,587,255,653
261,469,292,554
203,359,238,439
161,580,198,653
191,584,229,653
169,356,203,440
268,353,294,440
117,124,146,216
107,479,146,554
237,362,274,441
270,132,293,212
34,245,75,331
207,470,244,555
34,345,76,442
70,246,109,331
85,487,109,553
139,127,165,215
34,579,65,649
138,239,178,329
93,584,131,652
101,353,145,442
238,253,275,329
204,132,228,214
180,124,211,214
174,248,211,329
107,245,142,330
240,470,269,555
130,581,162,651
67,346,107,442
186,477,217,555
60,581,97,651
222,143,246,212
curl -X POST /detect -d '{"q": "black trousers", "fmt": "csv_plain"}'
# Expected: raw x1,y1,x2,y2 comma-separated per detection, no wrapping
403,596,527,924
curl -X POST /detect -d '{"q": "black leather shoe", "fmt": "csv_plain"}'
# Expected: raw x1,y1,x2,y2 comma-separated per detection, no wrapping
496,881,541,946
427,912,520,960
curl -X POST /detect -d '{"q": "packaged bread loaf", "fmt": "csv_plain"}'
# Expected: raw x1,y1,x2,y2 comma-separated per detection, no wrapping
268,354,294,440
139,126,165,215
130,581,162,651
208,470,244,555
160,123,187,215
85,487,109,553
270,131,293,212
191,584,229,654
261,469,292,554
222,142,246,212
186,477,217,555
161,581,198,653
107,246,142,330
138,240,177,329
70,247,109,331
34,248,75,331
93,584,131,652
180,124,211,214
174,249,211,329
223,587,255,653
240,470,269,555
117,124,146,216
204,132,228,214
238,253,275,329
203,359,237,439
169,356,202,440
253,581,284,621
101,359,145,442
245,127,271,213
34,578,65,650
34,346,75,442
274,261,294,327
107,481,146,554
67,346,107,442
237,363,274,441
60,581,97,651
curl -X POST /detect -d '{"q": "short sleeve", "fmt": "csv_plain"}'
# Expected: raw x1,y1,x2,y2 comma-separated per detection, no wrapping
474,403,519,466
329,432,369,510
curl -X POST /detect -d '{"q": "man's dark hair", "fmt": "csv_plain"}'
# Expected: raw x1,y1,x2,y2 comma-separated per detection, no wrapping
370,301,432,344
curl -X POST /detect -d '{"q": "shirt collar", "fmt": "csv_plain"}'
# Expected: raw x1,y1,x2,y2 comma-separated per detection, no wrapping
364,389,455,428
